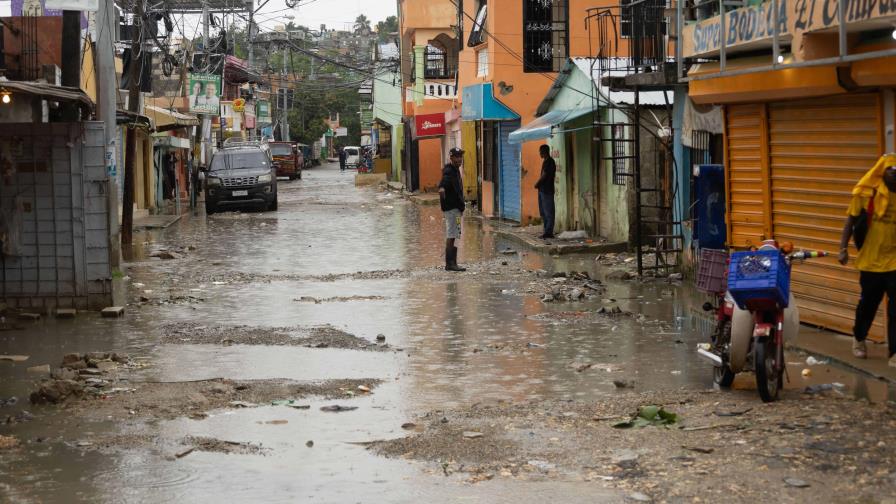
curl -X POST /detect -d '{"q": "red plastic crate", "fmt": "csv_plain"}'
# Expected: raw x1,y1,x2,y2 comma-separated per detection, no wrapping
696,248,728,294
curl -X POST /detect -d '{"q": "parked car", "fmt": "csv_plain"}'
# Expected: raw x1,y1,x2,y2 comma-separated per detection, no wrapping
343,146,360,169
204,144,278,214
269,141,302,180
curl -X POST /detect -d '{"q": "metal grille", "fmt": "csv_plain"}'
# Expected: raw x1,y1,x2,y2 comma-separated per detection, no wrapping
424,44,449,79
222,176,259,187
523,0,569,73
690,130,712,166
611,124,631,185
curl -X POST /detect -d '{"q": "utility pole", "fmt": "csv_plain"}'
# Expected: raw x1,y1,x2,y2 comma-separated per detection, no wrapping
247,0,255,70
60,11,80,119
96,0,120,265
121,1,143,246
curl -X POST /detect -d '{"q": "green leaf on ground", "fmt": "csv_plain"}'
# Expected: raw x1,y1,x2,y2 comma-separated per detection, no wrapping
612,405,679,429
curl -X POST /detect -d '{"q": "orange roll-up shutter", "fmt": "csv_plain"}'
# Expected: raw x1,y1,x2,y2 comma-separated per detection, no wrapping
725,104,768,248
768,93,884,339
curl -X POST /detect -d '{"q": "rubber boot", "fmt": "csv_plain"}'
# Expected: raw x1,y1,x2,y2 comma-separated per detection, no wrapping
451,246,466,272
445,245,455,271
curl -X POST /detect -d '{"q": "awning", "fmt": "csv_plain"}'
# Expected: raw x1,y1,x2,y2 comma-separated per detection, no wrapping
1,80,94,117
461,83,518,121
508,107,592,144
144,105,200,132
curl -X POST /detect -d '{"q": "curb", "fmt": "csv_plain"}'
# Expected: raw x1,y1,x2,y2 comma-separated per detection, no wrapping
492,227,628,256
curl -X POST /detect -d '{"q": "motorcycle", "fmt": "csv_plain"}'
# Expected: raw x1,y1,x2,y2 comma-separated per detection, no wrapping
697,240,827,402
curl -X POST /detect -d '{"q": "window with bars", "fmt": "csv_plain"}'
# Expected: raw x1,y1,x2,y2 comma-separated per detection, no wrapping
424,44,449,79
523,0,568,73
612,124,631,186
621,0,668,39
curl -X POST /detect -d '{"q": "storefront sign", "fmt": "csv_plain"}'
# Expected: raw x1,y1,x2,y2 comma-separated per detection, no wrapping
414,113,446,137
684,0,896,58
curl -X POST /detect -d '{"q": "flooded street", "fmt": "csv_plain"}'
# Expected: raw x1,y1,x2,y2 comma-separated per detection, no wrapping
2,163,896,503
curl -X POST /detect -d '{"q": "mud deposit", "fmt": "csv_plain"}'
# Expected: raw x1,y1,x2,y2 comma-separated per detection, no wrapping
160,323,392,351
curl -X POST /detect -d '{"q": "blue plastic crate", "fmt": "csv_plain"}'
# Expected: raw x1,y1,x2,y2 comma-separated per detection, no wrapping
727,250,790,309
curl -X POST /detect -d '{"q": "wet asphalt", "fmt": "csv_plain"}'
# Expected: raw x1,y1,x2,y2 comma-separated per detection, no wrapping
0,162,893,503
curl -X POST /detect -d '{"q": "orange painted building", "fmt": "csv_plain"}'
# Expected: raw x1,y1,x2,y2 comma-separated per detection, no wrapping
455,0,617,222
398,0,460,192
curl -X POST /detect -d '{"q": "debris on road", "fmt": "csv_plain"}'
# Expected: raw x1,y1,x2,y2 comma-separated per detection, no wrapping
462,431,484,439
0,355,29,363
0,434,19,449
320,405,358,412
612,406,679,429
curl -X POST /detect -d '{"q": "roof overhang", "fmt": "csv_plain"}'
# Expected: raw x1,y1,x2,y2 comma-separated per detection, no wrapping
461,83,518,121
144,105,200,131
508,108,591,145
1,80,94,117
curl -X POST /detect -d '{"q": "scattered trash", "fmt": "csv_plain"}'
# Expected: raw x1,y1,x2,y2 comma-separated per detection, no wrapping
229,401,256,408
613,380,634,389
401,422,417,430
357,385,371,393
500,248,517,255
713,408,752,417
376,334,386,343
804,383,845,394
805,356,829,366
306,440,314,448
627,492,652,502
526,342,544,349
613,405,679,429
175,448,195,459
76,441,93,447
0,396,19,407
263,420,288,425
0,435,19,450
463,431,484,439
670,370,682,375
801,368,812,378
527,459,556,471
557,230,587,240
784,477,810,488
573,362,593,372
271,400,310,409
320,405,358,412
0,355,29,363
683,446,714,454
26,364,50,374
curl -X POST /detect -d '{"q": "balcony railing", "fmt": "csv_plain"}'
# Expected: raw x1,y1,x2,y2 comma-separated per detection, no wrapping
406,81,458,101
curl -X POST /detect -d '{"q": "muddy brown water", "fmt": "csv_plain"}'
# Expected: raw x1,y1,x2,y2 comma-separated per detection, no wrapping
1,163,893,503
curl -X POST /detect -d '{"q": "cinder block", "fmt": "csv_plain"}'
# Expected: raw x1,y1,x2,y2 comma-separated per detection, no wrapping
101,306,124,318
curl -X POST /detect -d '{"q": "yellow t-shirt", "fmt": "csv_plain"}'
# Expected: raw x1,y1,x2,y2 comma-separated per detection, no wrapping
848,194,896,272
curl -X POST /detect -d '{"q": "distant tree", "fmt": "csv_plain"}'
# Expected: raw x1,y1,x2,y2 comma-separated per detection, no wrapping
353,14,372,35
375,16,398,42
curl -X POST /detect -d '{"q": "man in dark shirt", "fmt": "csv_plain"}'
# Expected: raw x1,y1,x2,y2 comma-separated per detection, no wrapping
439,147,466,272
338,147,347,171
534,144,556,239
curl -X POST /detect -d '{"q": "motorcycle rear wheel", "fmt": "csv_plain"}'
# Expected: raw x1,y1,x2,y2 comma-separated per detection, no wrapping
754,336,783,402
713,321,736,388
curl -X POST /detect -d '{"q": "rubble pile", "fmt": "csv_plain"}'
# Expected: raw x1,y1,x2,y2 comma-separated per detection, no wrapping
30,352,135,405
533,271,605,303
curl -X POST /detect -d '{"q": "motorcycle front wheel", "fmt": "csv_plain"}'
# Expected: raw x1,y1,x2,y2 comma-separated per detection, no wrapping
754,336,783,402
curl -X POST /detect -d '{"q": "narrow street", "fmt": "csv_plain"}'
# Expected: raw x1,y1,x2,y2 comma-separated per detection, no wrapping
2,163,896,503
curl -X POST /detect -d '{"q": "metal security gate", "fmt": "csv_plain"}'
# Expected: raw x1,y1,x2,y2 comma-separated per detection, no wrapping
768,93,883,338
0,122,111,311
498,120,521,221
724,103,767,248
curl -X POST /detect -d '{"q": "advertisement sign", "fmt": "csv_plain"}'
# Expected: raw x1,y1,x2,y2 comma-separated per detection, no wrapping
414,113,446,138
13,0,90,23
256,100,271,123
187,73,221,116
232,98,246,112
335,127,348,137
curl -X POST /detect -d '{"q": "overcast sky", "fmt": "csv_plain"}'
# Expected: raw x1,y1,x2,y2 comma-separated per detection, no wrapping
250,0,398,31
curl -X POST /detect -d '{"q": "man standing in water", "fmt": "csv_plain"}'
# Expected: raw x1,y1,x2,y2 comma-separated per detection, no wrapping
535,144,556,239
439,147,466,272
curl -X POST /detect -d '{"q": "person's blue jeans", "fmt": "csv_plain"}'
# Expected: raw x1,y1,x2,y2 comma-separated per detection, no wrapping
538,190,555,237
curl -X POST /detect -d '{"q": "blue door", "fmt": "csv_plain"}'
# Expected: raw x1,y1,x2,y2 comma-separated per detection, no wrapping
498,120,521,221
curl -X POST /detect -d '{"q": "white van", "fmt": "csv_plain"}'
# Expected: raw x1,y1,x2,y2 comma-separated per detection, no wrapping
343,146,360,169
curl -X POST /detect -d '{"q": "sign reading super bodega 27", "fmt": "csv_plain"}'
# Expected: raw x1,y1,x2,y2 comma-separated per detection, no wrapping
683,0,896,59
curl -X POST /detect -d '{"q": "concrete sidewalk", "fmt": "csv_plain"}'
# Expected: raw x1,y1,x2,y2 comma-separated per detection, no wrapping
486,220,628,256
133,214,182,230
789,326,896,383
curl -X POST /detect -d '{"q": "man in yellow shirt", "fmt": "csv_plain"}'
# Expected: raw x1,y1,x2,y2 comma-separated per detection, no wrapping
839,159,896,366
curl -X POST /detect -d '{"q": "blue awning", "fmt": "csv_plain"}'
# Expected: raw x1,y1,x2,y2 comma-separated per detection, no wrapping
508,107,592,144
461,83,518,121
